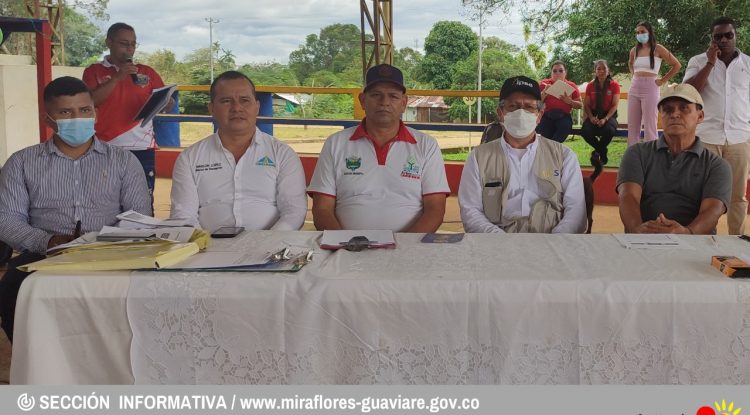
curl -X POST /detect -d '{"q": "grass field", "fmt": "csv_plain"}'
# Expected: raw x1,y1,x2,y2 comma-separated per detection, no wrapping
178,123,627,167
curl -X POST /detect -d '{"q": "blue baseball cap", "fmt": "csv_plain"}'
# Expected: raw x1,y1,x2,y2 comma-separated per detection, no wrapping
364,64,406,93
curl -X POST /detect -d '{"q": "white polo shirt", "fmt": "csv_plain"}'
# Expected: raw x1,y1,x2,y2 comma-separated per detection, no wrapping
684,50,750,144
170,128,307,232
458,135,587,234
308,121,450,231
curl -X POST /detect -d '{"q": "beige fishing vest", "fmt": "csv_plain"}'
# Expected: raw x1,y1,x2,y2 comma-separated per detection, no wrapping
474,137,565,233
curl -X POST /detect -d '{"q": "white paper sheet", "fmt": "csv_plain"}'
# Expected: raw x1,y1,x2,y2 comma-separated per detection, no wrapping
163,251,271,269
544,79,576,99
612,233,691,249
116,210,192,228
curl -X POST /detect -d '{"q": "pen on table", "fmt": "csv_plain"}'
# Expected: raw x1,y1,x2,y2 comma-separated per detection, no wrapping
73,220,82,238
711,235,719,247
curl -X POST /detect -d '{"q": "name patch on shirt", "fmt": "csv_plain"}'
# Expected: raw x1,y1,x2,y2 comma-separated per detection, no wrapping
256,156,275,167
195,162,223,172
400,156,421,180
344,156,363,175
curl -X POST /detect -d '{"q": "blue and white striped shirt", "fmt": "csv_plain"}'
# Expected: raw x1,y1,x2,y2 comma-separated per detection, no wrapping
0,138,152,254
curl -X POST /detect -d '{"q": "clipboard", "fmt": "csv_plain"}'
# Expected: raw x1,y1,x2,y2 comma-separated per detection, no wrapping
134,84,176,127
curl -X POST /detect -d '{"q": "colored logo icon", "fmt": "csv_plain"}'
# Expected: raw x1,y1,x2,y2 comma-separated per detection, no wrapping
697,400,742,415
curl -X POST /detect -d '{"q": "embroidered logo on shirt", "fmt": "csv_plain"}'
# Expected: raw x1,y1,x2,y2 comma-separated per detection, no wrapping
540,169,560,178
256,156,275,167
344,156,363,175
134,73,150,87
400,156,421,180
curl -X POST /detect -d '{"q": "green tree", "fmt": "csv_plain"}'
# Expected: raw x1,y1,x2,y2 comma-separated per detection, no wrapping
449,41,536,122
288,23,362,83
559,0,750,81
69,0,109,21
417,21,479,89
138,49,188,85
394,47,425,89
0,0,108,64
180,43,236,115
63,6,106,66
238,62,298,86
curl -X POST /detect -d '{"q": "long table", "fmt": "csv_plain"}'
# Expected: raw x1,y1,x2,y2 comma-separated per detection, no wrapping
10,231,750,384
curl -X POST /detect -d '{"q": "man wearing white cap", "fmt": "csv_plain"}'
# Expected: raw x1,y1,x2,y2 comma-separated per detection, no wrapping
617,84,731,234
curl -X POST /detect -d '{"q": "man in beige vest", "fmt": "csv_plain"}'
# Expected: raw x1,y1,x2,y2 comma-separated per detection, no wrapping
458,76,587,233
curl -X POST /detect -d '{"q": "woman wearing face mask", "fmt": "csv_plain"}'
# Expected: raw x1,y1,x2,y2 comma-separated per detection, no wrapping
537,61,583,143
627,21,681,146
581,60,620,165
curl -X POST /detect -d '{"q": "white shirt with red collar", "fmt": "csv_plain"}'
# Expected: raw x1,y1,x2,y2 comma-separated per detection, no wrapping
170,129,307,232
308,121,450,232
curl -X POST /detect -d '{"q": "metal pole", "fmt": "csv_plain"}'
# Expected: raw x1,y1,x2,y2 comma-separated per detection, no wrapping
477,8,483,124
205,17,219,82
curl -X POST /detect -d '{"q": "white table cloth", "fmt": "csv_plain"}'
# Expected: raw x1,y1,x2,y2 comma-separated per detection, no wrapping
11,232,750,384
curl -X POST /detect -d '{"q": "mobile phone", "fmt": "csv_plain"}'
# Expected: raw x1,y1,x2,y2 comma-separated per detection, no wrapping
211,226,245,238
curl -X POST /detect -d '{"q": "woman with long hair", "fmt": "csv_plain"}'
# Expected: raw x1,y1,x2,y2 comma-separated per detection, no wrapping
627,21,681,146
581,60,620,165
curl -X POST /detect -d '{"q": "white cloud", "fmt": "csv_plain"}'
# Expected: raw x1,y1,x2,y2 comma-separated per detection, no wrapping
99,0,527,65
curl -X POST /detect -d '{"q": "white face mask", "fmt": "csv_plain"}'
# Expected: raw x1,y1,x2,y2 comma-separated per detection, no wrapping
502,109,538,139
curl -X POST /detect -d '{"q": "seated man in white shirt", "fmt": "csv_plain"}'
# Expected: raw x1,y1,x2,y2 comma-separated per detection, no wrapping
458,76,587,233
170,71,307,231
307,64,450,232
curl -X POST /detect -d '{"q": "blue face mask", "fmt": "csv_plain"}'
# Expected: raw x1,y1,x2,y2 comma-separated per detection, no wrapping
636,33,649,44
53,117,95,147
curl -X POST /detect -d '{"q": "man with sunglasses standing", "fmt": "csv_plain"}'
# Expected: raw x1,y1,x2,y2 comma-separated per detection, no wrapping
82,23,174,198
684,16,750,235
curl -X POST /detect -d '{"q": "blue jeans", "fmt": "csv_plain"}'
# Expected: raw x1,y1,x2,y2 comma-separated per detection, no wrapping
130,148,156,198
130,149,155,206
536,110,573,143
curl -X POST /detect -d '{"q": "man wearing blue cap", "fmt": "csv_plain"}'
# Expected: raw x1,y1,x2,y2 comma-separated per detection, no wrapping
458,76,587,233
308,64,450,232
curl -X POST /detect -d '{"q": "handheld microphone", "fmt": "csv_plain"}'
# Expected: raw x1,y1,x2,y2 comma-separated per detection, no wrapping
126,58,138,83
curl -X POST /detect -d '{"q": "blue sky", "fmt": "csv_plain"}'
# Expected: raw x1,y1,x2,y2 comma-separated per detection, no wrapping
101,0,525,65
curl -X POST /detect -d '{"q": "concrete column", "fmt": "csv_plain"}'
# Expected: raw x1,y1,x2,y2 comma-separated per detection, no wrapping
0,55,83,164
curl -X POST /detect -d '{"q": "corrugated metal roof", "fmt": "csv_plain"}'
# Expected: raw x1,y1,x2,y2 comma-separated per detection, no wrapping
407,96,448,108
273,93,311,105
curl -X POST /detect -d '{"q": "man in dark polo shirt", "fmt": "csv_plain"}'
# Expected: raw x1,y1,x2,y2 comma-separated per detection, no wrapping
617,83,731,234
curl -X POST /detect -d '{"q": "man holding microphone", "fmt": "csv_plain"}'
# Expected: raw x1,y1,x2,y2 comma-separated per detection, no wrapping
83,22,174,197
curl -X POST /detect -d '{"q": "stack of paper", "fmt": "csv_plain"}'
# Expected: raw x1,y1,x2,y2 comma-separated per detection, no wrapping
97,226,196,242
22,240,200,272
161,249,312,273
116,210,192,229
134,84,177,127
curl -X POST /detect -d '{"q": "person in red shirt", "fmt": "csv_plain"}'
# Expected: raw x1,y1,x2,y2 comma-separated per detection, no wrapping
82,22,174,197
581,60,621,165
537,60,582,143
